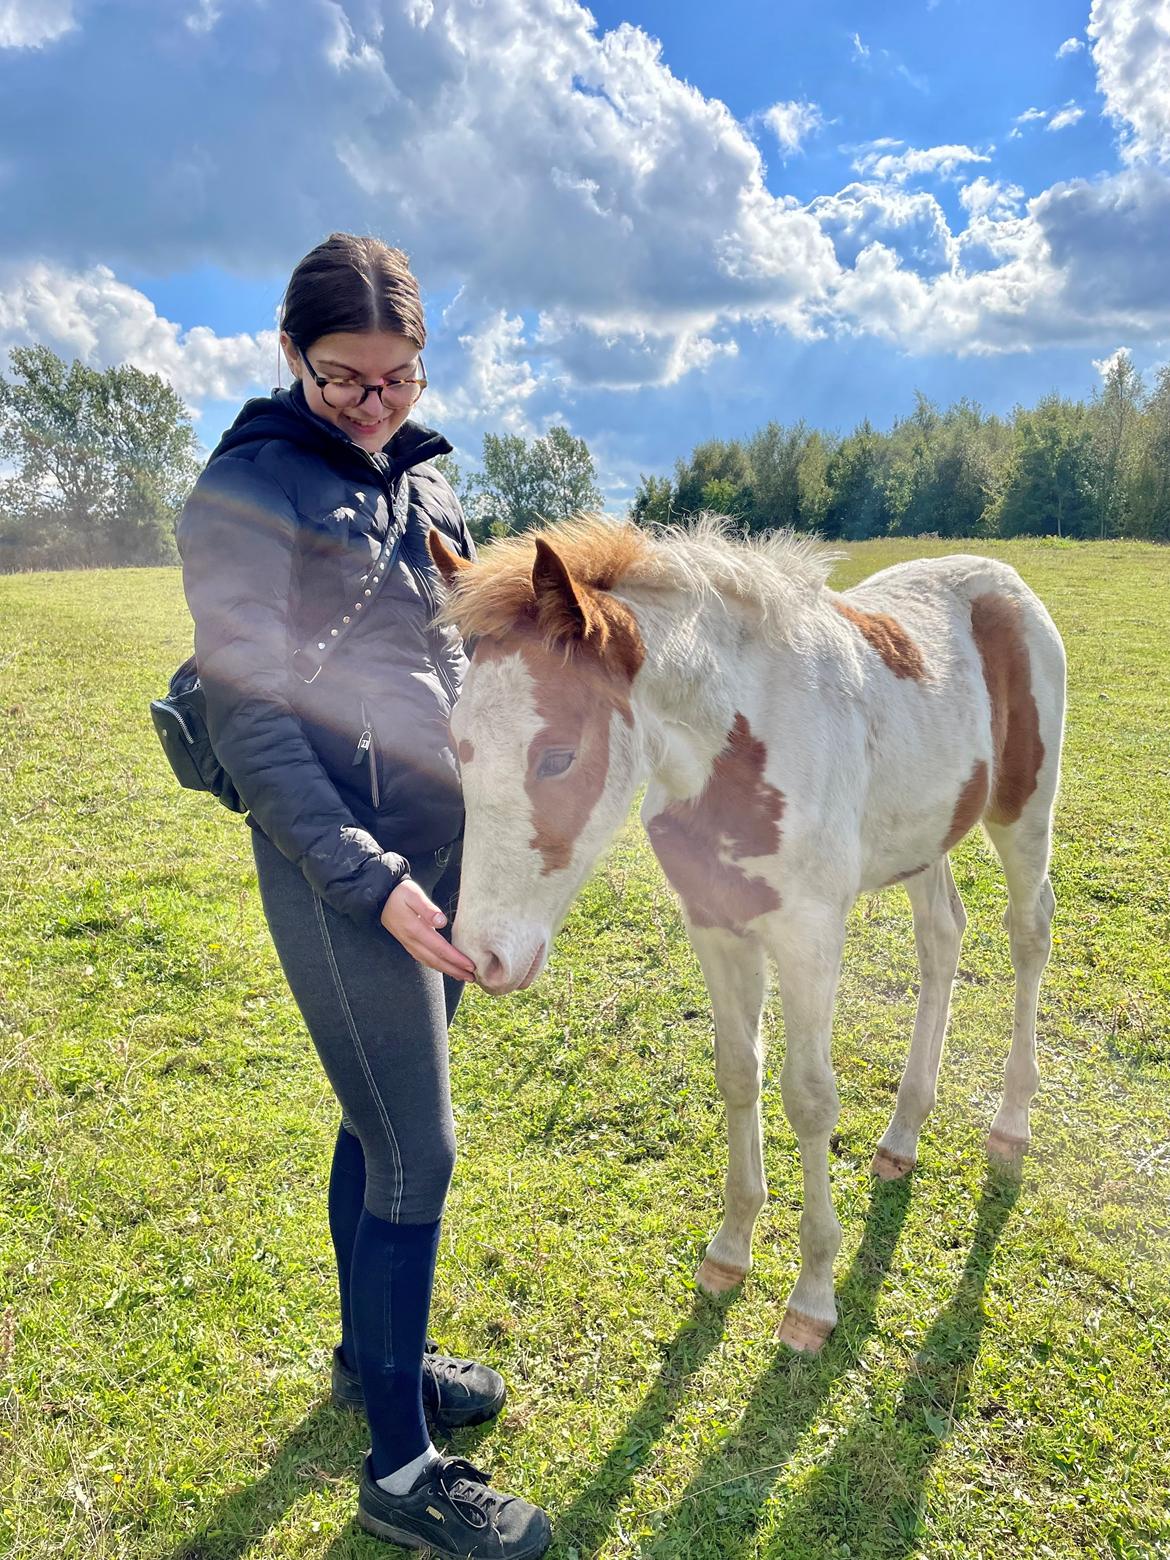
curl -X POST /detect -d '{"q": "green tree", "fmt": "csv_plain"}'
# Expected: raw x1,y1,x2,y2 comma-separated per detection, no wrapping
994,394,1097,539
467,425,601,538
629,473,674,528
823,420,889,540
1127,365,1170,540
1090,350,1145,538
672,439,751,518
0,345,200,570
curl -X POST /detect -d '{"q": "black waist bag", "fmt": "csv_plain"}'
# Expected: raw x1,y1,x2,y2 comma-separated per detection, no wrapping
150,656,246,813
151,478,410,814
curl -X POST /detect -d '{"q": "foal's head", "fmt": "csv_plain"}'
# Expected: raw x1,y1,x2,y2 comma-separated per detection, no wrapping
429,522,650,994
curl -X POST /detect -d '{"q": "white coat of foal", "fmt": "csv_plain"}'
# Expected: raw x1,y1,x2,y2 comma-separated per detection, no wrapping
428,517,1065,1353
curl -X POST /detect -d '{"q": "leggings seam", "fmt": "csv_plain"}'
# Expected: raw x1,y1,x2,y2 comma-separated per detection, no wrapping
313,893,405,1221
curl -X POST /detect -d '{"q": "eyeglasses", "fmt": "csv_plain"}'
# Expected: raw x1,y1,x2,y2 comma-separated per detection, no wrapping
297,343,427,411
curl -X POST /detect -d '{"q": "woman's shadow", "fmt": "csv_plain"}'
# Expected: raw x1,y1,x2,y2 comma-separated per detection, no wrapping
644,1164,1021,1559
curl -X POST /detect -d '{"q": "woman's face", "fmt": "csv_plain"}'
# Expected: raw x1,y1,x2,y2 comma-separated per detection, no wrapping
281,329,424,454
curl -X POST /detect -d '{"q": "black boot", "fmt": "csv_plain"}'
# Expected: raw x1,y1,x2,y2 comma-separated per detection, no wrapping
331,1340,507,1432
357,1454,551,1557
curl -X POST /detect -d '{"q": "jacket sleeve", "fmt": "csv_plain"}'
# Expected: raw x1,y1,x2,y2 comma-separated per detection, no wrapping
176,453,410,924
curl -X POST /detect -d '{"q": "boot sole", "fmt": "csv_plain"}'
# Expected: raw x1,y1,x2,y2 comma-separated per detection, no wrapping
357,1504,551,1557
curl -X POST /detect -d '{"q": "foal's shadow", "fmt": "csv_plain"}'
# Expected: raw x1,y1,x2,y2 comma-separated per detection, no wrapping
637,1172,915,1558
648,1165,1020,1559
554,1174,914,1559
760,1165,1022,1559
547,1288,740,1558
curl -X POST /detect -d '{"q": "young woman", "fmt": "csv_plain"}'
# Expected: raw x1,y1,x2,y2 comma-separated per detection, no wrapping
177,233,551,1558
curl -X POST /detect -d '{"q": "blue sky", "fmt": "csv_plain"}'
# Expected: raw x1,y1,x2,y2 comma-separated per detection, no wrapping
1,0,1168,507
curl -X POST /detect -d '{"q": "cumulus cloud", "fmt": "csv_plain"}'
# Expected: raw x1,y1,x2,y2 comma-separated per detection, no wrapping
1047,102,1086,131
0,262,275,405
1057,36,1085,57
808,183,955,275
850,141,992,183
0,0,74,49
764,99,824,154
1089,0,1170,163
0,0,1168,418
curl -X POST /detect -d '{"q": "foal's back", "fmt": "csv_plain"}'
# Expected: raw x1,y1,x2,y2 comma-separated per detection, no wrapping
826,553,1065,896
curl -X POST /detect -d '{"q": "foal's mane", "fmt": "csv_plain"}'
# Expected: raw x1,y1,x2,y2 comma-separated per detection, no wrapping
437,513,839,646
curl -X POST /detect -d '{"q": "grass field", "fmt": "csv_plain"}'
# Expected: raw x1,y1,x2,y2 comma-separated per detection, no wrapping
1,538,1168,1560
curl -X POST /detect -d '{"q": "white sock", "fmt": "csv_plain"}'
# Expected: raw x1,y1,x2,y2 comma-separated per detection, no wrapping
376,1443,441,1495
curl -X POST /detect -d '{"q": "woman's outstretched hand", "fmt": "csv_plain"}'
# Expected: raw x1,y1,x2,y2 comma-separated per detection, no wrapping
380,878,477,981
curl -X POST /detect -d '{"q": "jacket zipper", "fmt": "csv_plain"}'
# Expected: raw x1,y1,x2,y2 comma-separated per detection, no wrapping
353,698,379,809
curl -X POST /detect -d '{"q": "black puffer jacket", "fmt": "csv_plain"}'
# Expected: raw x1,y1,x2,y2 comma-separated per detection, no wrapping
176,382,476,925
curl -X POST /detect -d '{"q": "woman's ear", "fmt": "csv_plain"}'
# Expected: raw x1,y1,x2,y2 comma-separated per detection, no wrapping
279,331,302,381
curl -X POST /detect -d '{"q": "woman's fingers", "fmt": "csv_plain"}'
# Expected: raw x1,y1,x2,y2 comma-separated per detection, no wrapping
381,880,477,978
406,923,477,979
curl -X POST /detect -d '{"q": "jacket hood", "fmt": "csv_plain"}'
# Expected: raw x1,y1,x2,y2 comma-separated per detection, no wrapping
210,381,453,477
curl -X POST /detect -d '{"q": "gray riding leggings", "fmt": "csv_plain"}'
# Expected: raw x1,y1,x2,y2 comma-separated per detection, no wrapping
251,826,464,1222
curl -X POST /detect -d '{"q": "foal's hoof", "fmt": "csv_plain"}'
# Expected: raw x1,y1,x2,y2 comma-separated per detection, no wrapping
779,1308,833,1354
870,1147,916,1181
695,1257,747,1295
986,1128,1029,1164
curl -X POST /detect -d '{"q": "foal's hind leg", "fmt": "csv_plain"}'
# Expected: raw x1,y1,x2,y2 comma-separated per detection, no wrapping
872,856,967,1179
984,809,1055,1160
689,926,770,1295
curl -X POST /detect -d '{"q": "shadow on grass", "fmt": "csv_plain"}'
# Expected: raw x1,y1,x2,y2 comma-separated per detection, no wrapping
548,1289,741,1558
160,1396,495,1559
639,1173,916,1559
161,1402,359,1560
761,1164,1022,1559
548,1175,913,1560
651,1165,1021,1559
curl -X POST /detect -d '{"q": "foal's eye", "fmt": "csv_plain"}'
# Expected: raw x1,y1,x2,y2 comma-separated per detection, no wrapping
536,749,576,779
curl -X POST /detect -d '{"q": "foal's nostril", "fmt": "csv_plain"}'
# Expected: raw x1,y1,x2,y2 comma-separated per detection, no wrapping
478,950,506,989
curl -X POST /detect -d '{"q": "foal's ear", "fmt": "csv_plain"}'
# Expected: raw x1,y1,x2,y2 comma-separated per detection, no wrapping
428,527,472,587
532,536,596,644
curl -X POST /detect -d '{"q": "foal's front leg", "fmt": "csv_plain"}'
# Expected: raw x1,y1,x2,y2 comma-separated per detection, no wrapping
772,904,849,1353
688,925,769,1295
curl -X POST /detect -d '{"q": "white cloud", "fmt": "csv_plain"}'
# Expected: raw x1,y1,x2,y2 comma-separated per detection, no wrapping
1057,36,1085,57
851,142,992,183
809,183,956,275
1089,0,1170,163
1093,345,1133,378
763,99,824,155
851,31,870,59
0,0,74,48
0,0,1168,425
1015,106,1049,124
0,262,275,405
959,177,1026,220
1047,102,1085,131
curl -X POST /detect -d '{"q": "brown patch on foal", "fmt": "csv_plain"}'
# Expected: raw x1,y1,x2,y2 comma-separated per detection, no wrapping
647,713,784,934
463,540,648,876
970,594,1045,824
833,599,927,681
941,759,990,852
457,738,475,765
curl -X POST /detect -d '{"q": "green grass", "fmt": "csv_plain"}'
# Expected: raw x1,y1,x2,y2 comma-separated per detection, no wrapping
1,538,1168,1559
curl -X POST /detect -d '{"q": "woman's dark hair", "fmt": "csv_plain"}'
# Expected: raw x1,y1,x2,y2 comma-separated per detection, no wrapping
280,232,427,350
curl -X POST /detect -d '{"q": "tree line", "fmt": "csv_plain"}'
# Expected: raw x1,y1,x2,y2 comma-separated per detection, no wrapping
632,353,1170,542
2,344,1167,572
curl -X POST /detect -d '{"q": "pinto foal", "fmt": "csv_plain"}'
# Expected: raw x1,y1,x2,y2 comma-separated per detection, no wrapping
429,519,1065,1353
